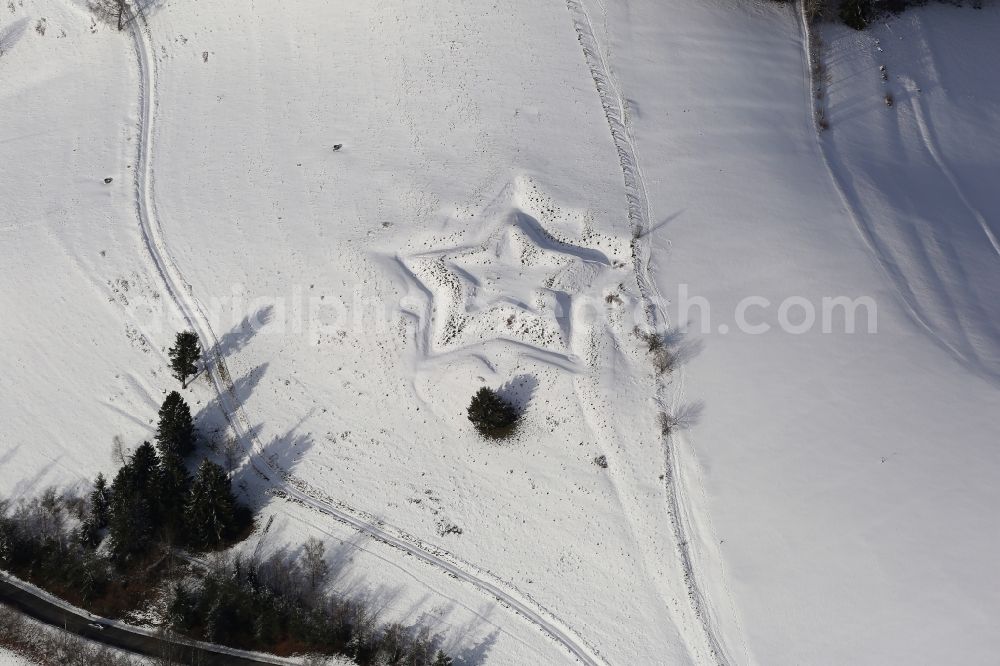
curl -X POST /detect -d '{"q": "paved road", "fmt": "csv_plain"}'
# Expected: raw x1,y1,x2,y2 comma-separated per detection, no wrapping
0,576,287,665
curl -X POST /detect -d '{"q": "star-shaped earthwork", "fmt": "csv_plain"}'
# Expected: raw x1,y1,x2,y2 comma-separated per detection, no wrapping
398,207,629,361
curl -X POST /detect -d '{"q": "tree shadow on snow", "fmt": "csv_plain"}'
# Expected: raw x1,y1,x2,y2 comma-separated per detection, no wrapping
129,0,169,21
10,458,61,501
666,399,705,432
312,528,501,665
637,209,685,240
0,18,29,55
497,374,538,412
258,425,315,483
661,325,705,370
193,363,269,444
452,626,501,666
216,305,274,359
229,362,269,409
0,444,22,471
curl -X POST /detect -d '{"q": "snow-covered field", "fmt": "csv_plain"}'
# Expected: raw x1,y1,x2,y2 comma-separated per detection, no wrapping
2,0,998,664
600,1,1000,663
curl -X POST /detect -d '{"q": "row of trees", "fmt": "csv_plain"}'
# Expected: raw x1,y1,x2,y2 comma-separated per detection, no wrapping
168,552,453,665
0,490,113,605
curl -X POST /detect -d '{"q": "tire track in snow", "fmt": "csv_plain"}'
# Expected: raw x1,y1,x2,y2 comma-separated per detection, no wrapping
563,1,733,664
125,14,604,666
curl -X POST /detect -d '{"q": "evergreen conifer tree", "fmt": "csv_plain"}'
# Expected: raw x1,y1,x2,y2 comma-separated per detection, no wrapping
167,583,198,629
108,442,161,562
467,387,521,439
156,391,196,458
187,460,237,549
89,473,111,529
159,451,192,542
168,331,201,389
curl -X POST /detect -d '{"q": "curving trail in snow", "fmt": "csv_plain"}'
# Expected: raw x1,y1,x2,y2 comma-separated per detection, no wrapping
126,14,605,666
799,1,1000,385
563,1,734,664
904,88,1000,262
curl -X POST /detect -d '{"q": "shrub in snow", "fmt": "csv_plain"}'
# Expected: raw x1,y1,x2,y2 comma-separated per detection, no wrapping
467,387,520,440
634,327,674,375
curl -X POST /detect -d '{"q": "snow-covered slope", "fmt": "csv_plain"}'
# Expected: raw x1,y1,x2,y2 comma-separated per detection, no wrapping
591,0,1000,663
822,4,1000,384
1,0,186,497
136,0,714,662
2,0,998,664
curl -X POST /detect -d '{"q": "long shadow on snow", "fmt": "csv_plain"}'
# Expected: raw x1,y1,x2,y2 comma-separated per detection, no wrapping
659,324,705,371
497,374,538,412
253,531,499,664
0,18,29,54
193,363,270,447
215,306,274,359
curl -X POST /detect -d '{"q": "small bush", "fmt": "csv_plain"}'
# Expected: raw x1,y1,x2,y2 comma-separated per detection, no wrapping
467,387,521,440
815,108,830,131
634,327,674,375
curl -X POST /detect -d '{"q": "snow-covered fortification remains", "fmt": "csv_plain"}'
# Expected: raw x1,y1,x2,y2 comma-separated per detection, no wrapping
2,0,999,663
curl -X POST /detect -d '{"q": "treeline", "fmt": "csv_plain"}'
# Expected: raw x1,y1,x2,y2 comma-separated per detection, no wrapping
0,332,456,665
774,0,988,30
169,551,453,665
0,489,115,609
0,388,248,615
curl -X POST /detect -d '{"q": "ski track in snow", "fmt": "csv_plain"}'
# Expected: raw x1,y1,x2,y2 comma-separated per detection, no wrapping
126,14,606,666
905,86,1000,261
564,1,733,664
798,2,1000,386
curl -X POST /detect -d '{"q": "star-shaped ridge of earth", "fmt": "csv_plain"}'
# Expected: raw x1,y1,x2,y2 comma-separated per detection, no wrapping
399,209,624,360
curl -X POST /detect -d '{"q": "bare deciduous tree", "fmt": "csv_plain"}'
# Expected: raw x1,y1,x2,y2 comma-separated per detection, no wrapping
302,536,328,594
222,435,241,476
88,0,131,31
111,435,128,466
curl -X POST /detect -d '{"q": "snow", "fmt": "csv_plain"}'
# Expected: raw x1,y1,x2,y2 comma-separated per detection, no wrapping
1,1,178,499
0,603,152,665
0,648,30,666
594,0,1000,663
2,0,998,664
